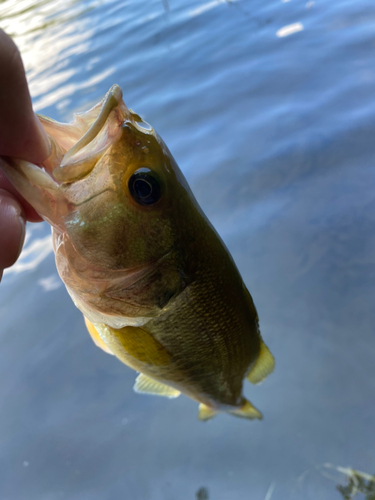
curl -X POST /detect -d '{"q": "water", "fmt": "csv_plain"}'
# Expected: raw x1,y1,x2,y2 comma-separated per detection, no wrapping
1,0,375,498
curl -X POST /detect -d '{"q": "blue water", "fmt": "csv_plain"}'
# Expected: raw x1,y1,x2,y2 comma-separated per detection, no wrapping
1,0,375,498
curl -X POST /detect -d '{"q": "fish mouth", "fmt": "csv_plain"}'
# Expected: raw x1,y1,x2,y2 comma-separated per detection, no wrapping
0,85,128,226
42,84,127,184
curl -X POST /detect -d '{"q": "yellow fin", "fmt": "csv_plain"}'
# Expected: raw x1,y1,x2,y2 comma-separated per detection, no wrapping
109,325,171,366
247,341,275,385
229,399,263,420
133,373,180,399
198,404,218,421
84,317,114,355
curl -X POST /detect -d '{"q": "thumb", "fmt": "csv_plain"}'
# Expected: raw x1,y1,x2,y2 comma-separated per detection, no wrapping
0,29,50,163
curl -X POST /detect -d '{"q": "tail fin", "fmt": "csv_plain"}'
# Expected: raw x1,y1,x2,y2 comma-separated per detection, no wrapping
198,400,263,421
228,399,263,420
247,341,275,385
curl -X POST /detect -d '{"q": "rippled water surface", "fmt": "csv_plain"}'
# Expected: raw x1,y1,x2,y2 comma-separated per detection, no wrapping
1,0,375,499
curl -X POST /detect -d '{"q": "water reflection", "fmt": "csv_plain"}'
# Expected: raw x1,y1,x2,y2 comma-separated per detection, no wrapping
0,0,109,115
276,22,304,38
33,67,115,111
0,0,100,37
188,0,232,18
4,231,52,275
264,482,276,500
38,274,62,291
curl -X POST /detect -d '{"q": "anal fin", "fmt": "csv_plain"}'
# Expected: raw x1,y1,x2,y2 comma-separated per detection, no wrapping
133,373,180,399
228,399,263,420
247,341,275,385
198,404,218,421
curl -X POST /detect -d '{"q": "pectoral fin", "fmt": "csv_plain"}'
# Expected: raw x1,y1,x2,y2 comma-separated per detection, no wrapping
134,373,180,398
246,341,275,385
108,325,172,366
84,317,114,355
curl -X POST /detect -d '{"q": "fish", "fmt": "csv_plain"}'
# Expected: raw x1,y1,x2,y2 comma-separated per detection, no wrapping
0,85,274,421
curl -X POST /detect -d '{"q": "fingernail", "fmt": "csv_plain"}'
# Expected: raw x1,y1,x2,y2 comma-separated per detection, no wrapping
34,114,52,159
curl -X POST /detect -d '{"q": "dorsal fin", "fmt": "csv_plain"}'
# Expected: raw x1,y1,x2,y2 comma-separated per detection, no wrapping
133,373,180,398
247,341,275,385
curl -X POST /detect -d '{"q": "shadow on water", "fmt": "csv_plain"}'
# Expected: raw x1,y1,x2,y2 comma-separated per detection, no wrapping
161,0,169,12
196,486,210,500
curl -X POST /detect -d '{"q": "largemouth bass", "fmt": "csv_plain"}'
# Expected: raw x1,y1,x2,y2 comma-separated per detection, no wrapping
0,85,274,420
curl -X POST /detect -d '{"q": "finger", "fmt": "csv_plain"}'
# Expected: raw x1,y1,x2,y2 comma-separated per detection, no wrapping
0,30,50,163
0,170,42,222
0,189,26,278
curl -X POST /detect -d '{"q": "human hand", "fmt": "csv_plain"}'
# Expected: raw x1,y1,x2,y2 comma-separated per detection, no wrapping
0,29,51,281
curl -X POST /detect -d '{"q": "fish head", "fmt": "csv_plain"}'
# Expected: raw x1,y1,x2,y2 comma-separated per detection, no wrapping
0,85,195,271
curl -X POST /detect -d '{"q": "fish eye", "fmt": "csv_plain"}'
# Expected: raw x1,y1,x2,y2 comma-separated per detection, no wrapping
128,168,162,206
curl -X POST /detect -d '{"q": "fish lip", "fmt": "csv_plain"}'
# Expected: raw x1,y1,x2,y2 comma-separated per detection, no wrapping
40,85,128,185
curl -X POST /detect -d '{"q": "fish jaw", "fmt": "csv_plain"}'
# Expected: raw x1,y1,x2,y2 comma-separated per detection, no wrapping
50,84,125,183
0,85,128,230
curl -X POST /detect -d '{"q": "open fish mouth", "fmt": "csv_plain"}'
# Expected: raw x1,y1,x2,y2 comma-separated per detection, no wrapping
0,85,128,226
42,84,125,184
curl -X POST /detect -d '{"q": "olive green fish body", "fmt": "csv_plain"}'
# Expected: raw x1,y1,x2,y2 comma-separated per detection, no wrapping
145,244,262,409
0,85,274,420
102,233,262,411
